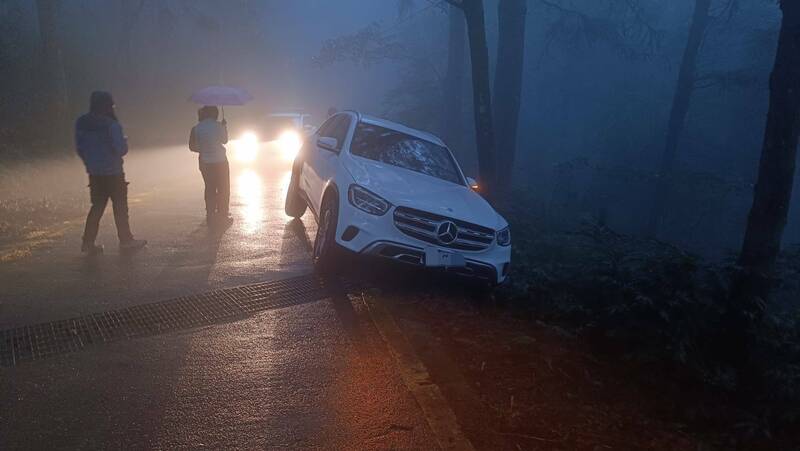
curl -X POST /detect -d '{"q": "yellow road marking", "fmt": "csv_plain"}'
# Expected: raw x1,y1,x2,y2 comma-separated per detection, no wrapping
0,190,153,263
356,291,475,451
0,220,77,263
128,191,153,204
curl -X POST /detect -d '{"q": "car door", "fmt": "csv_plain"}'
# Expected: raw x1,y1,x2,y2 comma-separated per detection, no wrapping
301,115,345,214
300,121,325,213
310,114,353,212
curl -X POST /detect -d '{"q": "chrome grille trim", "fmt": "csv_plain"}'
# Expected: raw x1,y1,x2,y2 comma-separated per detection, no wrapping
395,222,437,239
393,207,495,251
394,211,438,227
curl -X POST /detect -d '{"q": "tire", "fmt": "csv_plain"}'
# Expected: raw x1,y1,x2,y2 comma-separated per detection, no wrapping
312,192,340,272
284,163,307,218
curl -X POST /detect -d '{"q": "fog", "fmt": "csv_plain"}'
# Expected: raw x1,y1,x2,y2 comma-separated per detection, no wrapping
7,3,800,445
1,0,797,257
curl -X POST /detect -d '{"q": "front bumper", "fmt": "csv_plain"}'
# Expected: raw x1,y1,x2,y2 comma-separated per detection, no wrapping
333,198,511,284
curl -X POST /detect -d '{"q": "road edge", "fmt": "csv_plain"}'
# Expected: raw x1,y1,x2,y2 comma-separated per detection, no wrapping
355,291,475,451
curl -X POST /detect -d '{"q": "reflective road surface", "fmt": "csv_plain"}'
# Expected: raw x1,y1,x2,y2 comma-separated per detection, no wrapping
1,141,314,327
0,142,440,449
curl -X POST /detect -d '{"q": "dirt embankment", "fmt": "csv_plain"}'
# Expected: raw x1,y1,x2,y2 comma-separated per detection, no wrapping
374,285,798,450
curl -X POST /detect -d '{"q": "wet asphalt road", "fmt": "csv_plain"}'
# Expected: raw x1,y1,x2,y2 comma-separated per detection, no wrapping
1,142,314,327
0,143,441,449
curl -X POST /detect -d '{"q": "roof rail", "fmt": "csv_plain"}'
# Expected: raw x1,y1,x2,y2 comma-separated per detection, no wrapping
341,109,362,121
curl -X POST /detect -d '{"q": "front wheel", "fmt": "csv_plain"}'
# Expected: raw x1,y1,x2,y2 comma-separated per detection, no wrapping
284,165,307,218
312,193,340,272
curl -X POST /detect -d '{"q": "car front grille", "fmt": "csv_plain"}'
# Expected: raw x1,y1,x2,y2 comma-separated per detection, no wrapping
393,206,495,251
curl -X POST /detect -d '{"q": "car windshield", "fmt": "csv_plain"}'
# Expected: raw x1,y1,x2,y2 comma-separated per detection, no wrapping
350,122,463,185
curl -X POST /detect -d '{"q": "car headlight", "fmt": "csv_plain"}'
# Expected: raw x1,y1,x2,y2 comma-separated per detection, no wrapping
234,131,259,163
496,227,511,246
348,185,390,216
278,130,303,161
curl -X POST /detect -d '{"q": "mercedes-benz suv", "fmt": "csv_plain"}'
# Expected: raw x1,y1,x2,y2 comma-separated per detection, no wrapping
284,111,511,285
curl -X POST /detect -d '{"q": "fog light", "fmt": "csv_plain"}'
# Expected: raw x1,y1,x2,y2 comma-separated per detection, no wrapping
341,226,359,242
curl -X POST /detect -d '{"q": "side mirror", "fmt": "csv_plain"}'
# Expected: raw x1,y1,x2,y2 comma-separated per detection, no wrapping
466,177,480,191
317,136,338,152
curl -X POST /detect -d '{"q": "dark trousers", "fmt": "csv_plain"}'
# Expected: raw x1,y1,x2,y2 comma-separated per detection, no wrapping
83,174,134,244
199,161,230,219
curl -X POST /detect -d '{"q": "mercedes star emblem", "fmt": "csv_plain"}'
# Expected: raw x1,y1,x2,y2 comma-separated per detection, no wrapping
436,221,458,245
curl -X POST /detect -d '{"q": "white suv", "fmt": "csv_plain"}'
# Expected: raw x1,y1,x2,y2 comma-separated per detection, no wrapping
285,111,511,285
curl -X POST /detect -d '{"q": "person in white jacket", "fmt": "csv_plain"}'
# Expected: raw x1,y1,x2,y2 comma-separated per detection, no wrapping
189,106,232,227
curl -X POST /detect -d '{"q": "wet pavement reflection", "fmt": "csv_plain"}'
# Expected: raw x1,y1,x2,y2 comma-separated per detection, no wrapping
236,169,265,234
0,142,315,328
0,140,439,449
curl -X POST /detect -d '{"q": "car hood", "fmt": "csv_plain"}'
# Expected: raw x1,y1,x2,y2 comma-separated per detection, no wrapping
344,155,507,230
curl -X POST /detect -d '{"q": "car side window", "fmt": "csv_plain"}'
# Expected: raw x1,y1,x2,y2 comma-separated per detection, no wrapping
328,116,351,151
316,117,337,138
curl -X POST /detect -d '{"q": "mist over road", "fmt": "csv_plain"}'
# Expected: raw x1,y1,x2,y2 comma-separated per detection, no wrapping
0,143,453,449
0,141,315,328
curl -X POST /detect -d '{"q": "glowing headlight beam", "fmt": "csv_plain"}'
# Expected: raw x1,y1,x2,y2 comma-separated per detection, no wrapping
234,131,259,163
277,130,303,161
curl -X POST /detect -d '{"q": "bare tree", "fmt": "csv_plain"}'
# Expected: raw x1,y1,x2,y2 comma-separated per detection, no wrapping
35,0,68,139
442,3,466,154
733,0,800,320
647,0,713,237
447,0,497,195
313,0,496,192
390,1,466,150
538,0,661,60
115,0,146,87
312,23,407,68
493,0,528,193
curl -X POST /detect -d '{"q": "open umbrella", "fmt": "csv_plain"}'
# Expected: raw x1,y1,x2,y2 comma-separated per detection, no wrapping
189,86,253,119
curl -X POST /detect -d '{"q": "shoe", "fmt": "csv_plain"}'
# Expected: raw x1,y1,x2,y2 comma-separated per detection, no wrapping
120,238,147,250
81,242,104,255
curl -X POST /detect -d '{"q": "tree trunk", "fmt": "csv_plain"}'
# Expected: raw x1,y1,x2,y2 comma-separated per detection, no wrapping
442,4,466,155
116,0,143,89
734,0,800,318
647,0,711,237
493,0,527,193
35,0,68,139
460,0,497,195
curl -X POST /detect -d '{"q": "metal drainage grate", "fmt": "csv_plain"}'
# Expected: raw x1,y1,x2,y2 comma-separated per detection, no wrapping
0,274,340,368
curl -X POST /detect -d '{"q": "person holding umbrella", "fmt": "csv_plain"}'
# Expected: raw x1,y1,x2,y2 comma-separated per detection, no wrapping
189,105,232,228
188,86,252,228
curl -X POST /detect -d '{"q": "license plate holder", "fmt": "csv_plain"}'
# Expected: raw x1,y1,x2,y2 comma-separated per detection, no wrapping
424,248,466,268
